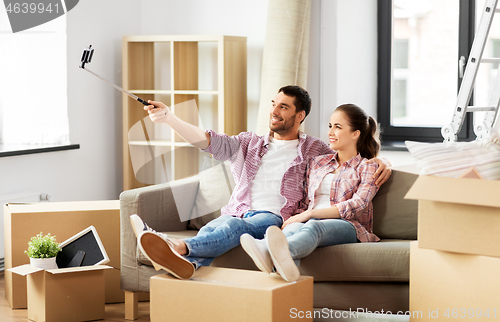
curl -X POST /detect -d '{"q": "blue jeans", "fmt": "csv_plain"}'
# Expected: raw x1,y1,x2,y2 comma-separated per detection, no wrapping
283,218,357,260
184,211,283,269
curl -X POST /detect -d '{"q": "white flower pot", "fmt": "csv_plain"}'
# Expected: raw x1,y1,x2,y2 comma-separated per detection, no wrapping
30,257,58,270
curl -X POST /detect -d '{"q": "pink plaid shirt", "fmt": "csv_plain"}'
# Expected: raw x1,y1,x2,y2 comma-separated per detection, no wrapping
300,153,380,242
202,130,332,221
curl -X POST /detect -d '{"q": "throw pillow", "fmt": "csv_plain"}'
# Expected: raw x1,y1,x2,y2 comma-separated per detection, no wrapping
187,156,235,230
405,137,500,180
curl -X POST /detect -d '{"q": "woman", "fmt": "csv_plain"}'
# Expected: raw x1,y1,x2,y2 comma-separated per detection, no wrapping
240,103,381,282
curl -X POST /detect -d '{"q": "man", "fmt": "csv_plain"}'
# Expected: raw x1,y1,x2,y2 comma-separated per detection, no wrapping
131,85,391,279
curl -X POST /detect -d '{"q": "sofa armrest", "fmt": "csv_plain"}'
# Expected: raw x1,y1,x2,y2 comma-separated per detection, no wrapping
120,175,200,289
120,174,200,233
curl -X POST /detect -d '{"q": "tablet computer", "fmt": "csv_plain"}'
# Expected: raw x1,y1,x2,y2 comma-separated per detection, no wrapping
56,225,109,268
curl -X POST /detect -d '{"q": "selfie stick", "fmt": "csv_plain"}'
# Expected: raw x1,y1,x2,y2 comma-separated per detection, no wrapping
79,45,169,182
79,45,150,106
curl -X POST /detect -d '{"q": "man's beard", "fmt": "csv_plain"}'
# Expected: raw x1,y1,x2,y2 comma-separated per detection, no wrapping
269,114,297,135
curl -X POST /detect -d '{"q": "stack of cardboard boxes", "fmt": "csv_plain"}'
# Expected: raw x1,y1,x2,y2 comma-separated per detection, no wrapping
4,201,123,322
406,175,500,320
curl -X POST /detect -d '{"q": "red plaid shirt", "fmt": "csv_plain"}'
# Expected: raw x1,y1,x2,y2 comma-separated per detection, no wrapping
300,153,380,242
202,130,332,221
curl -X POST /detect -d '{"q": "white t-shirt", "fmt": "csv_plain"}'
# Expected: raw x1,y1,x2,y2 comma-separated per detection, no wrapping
250,137,299,215
314,173,335,209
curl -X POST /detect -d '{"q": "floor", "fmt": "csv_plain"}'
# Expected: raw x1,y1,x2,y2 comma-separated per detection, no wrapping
0,273,151,322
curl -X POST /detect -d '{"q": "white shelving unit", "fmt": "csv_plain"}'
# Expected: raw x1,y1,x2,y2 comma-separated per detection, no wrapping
122,35,247,190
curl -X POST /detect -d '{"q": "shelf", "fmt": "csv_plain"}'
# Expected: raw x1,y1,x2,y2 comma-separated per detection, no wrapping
124,35,247,43
130,90,219,95
122,35,247,190
128,141,194,147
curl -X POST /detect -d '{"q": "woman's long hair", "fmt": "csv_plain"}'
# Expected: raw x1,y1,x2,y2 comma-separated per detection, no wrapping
335,104,380,159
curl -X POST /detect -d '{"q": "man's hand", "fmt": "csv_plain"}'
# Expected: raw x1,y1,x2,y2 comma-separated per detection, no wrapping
366,158,392,186
144,100,171,123
143,100,210,149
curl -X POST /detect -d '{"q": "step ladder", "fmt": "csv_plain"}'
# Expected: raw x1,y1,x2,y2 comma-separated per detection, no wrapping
441,0,500,141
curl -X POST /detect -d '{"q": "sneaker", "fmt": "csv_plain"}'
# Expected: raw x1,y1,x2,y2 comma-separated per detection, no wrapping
240,233,273,274
138,231,195,279
265,226,300,282
130,214,169,241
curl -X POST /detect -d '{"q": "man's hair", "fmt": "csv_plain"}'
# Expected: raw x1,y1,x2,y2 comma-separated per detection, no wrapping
278,85,311,123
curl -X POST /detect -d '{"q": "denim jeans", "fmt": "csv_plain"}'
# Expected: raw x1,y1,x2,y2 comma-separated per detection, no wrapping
282,218,357,260
184,210,283,269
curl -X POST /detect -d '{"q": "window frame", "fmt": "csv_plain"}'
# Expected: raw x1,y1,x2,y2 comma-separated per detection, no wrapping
377,0,477,145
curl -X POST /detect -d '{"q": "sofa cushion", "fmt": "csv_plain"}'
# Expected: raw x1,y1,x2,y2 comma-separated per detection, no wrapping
138,233,410,283
187,158,234,230
299,240,410,282
372,170,418,240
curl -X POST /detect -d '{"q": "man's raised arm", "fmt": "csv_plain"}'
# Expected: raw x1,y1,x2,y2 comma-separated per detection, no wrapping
144,100,211,150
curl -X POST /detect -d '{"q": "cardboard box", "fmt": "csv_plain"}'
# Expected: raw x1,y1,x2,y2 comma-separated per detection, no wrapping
150,267,314,322
458,167,483,179
410,242,500,321
9,264,111,322
405,175,500,257
3,201,122,308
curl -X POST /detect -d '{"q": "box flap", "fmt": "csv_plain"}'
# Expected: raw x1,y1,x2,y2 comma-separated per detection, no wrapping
47,264,113,274
405,175,500,207
187,266,310,290
459,167,483,179
8,264,44,276
6,200,119,213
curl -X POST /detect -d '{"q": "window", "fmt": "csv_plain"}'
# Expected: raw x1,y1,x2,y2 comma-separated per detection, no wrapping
473,0,500,134
0,9,69,146
378,0,476,144
393,39,409,121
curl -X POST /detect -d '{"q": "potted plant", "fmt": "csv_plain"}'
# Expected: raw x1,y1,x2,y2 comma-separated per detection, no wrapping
25,232,62,270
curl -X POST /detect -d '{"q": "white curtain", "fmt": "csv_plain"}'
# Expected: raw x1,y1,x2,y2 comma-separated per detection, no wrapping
0,13,69,146
255,0,312,135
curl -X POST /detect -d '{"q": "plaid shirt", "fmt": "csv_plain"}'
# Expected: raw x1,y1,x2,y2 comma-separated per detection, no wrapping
202,130,332,221
300,153,380,242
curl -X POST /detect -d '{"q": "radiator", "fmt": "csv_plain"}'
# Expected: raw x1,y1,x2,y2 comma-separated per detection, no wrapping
0,192,49,271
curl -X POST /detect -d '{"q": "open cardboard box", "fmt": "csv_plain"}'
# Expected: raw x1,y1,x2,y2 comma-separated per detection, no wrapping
150,266,314,322
9,264,111,322
3,201,122,309
405,175,500,257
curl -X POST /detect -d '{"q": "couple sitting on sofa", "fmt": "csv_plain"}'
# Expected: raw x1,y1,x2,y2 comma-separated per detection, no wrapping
129,85,391,282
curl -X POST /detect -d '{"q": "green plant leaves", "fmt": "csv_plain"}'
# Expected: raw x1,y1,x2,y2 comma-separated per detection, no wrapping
25,232,62,259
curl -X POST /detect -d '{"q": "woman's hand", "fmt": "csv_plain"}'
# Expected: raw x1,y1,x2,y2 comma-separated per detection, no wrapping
283,205,342,229
366,157,392,186
144,100,171,123
282,210,312,230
